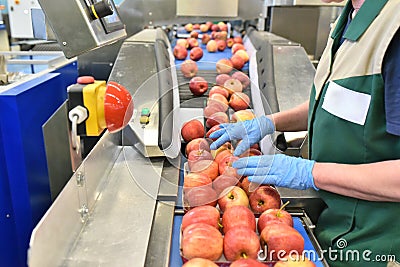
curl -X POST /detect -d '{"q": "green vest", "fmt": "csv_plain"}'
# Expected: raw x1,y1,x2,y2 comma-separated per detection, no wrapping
308,1,400,266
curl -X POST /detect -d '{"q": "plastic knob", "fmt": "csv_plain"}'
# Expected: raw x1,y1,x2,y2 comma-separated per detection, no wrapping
89,0,113,20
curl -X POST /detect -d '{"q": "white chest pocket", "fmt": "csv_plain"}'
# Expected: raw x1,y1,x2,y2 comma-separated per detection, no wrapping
322,81,371,125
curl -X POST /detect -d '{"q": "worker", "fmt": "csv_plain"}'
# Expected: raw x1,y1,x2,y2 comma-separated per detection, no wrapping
210,0,400,266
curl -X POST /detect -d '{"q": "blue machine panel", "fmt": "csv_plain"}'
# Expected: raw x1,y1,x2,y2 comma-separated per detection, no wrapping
0,62,78,267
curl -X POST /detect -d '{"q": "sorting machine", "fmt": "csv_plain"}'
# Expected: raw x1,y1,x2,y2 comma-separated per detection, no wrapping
0,0,346,266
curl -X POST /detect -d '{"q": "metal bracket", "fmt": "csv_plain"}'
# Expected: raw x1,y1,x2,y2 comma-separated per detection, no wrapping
76,171,85,187
79,204,89,223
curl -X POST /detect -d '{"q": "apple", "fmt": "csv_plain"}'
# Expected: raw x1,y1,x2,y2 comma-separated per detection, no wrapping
260,223,305,261
188,37,199,49
218,22,228,32
190,47,203,61
212,175,240,196
232,110,256,122
258,208,294,233
185,23,193,32
181,205,220,231
234,50,249,63
200,24,209,33
233,36,243,44
209,93,229,107
215,74,231,86
239,148,263,158
213,149,233,165
229,92,250,111
211,24,219,31
183,172,212,193
274,255,316,267
206,111,229,128
218,155,239,176
190,31,199,39
231,71,250,89
193,23,200,30
219,31,228,41
177,38,189,49
206,40,218,53
206,125,220,140
227,38,234,48
211,31,218,39
217,40,227,51
223,78,243,94
217,186,249,212
189,77,208,96
232,43,246,54
239,177,252,196
182,223,223,261
209,85,229,99
216,59,233,74
184,186,218,208
223,226,260,261
190,160,219,181
230,258,268,267
174,45,188,60
182,258,219,267
206,21,213,28
201,33,211,45
204,101,228,118
185,138,210,156
181,119,205,142
249,185,281,214
181,59,198,78
188,149,213,169
231,54,245,70
221,205,256,234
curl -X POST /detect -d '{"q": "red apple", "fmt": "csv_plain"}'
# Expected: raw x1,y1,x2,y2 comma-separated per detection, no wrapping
190,47,203,61
229,92,250,111
200,24,209,33
214,149,233,165
204,101,228,118
260,223,305,261
239,177,251,196
239,148,263,158
217,186,249,212
188,37,199,49
206,40,218,53
233,36,243,44
223,226,260,261
218,155,239,176
232,43,246,54
188,149,213,169
274,255,316,267
209,85,229,99
230,258,268,267
223,78,243,94
231,71,250,89
206,125,220,140
185,23,193,32
227,38,234,48
177,38,189,49
190,31,199,39
183,172,212,194
174,45,188,60
189,77,208,96
249,186,281,214
181,205,220,231
215,74,231,86
186,138,210,156
184,186,218,208
190,160,219,181
218,22,228,32
211,24,219,31
183,258,218,267
219,31,228,41
216,59,233,74
193,24,200,30
232,110,256,122
201,33,211,45
234,50,249,63
258,208,294,233
209,93,229,107
206,111,229,128
181,119,205,142
211,31,218,39
181,59,198,78
231,54,245,70
217,40,227,51
212,175,240,196
182,223,223,261
206,21,213,28
221,205,256,234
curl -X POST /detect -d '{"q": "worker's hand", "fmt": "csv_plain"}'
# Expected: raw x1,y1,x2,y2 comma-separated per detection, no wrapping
232,154,318,190
209,116,275,156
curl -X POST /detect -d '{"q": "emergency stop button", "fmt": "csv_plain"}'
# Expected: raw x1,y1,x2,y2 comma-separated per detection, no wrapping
77,76,95,84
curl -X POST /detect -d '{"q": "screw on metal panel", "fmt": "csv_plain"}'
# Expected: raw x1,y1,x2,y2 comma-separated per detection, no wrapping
62,42,67,46
76,172,85,187
6,214,10,218
79,204,89,223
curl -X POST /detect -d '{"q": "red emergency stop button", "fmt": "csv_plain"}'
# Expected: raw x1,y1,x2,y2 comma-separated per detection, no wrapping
104,81,133,133
77,76,95,84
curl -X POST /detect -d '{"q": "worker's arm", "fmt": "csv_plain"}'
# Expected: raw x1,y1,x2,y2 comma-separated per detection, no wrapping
313,160,400,202
271,100,309,132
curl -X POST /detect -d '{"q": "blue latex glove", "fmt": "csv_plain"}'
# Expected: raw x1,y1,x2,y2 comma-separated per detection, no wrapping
209,115,275,156
232,154,318,190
